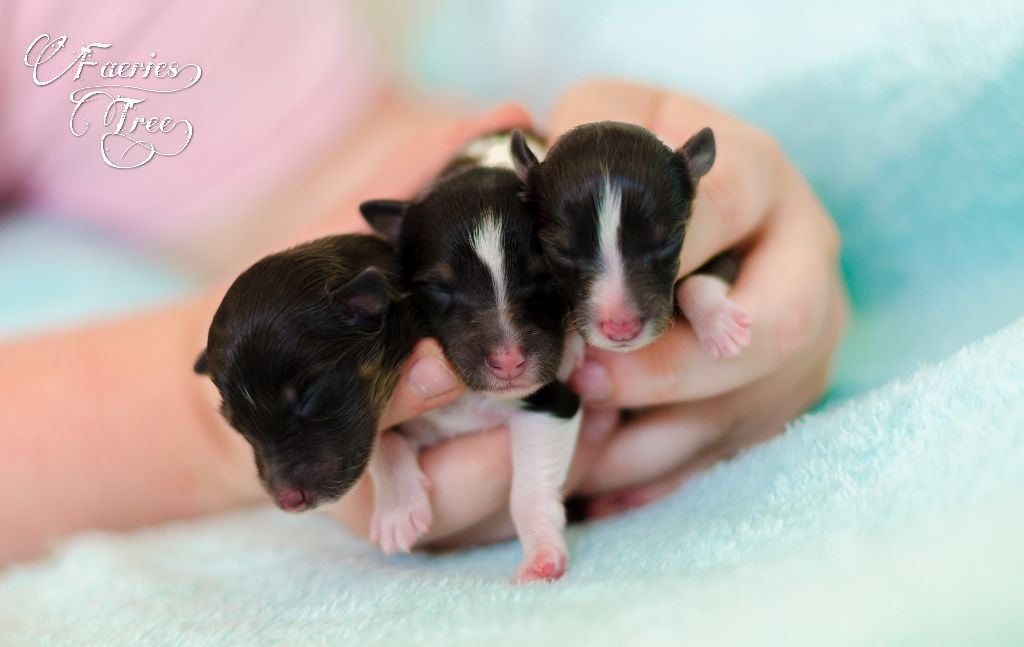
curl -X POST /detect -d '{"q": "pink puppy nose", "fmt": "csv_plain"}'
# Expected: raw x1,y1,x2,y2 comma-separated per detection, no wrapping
276,488,308,512
600,317,643,342
487,346,527,380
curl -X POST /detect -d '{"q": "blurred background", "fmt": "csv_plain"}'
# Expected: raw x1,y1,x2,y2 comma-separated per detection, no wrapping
2,0,1023,404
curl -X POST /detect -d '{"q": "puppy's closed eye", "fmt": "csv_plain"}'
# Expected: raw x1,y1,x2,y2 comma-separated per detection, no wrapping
283,383,319,419
416,282,454,312
544,246,577,270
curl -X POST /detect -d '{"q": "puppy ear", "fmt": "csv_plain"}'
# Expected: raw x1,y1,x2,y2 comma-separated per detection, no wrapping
330,266,390,331
359,200,407,245
193,350,209,375
510,130,539,184
677,127,716,179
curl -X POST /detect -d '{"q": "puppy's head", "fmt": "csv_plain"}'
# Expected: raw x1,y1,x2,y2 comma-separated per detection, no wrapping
361,168,566,400
194,235,410,511
512,122,715,352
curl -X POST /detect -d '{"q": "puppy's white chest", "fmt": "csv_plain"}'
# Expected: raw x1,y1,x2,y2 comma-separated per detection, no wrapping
401,392,519,446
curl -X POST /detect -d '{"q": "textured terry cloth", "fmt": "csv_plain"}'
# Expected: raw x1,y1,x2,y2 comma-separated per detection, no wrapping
1,316,1023,646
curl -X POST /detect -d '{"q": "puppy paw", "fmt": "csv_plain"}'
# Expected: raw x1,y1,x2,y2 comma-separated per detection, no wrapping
370,476,432,555
692,300,751,358
511,542,568,584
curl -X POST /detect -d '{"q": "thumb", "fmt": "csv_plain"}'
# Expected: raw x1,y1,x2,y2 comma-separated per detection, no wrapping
379,339,465,430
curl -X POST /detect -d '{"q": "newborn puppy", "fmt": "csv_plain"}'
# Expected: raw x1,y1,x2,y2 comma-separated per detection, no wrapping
511,122,751,356
194,234,420,513
360,131,583,583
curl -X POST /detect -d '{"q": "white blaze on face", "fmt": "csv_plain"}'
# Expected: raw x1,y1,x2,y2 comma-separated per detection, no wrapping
471,211,515,342
589,173,632,321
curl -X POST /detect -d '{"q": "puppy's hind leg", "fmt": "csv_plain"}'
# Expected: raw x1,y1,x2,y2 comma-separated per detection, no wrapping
509,383,582,584
368,429,432,555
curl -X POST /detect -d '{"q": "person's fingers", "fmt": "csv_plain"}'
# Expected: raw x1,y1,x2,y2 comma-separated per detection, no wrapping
424,410,612,549
337,398,611,547
665,121,785,279
547,79,784,277
583,432,739,519
357,101,533,203
586,462,699,519
576,296,841,500
427,505,516,551
575,400,726,496
547,79,665,140
578,406,619,445
300,102,533,243
418,402,611,546
340,315,840,542
414,427,514,544
329,426,510,542
570,170,838,408
378,338,465,430
451,102,534,151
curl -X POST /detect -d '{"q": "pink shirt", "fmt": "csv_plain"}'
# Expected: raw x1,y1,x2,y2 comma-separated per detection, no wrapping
0,0,381,245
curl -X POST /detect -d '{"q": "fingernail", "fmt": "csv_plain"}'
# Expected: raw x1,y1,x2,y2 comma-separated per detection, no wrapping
408,355,459,398
572,361,613,402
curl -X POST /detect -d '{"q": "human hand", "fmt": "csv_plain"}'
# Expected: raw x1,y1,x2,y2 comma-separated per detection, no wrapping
556,80,848,516
330,79,847,546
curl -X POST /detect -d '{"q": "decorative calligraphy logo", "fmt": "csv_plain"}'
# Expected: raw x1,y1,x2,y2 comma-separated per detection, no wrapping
24,34,202,169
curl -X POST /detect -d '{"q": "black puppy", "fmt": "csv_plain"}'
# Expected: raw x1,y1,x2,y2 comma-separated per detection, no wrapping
194,234,419,512
512,122,751,357
360,131,583,583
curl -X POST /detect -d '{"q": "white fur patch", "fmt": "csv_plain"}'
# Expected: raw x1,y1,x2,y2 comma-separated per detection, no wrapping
471,212,514,341
241,385,256,408
508,406,581,560
461,132,547,169
588,172,632,321
597,171,624,281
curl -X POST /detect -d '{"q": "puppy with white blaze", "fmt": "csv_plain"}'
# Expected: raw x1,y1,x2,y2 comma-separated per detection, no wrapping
360,131,583,584
195,224,579,584
511,122,752,357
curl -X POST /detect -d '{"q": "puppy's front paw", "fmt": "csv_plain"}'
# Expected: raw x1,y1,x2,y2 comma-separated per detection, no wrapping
370,476,432,555
511,541,568,584
692,300,752,358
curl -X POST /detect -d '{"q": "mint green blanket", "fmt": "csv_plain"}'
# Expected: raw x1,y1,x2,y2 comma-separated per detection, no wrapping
3,2,1023,644
3,319,1023,644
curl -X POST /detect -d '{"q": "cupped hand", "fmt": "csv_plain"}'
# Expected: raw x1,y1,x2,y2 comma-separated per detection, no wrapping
560,80,848,516
330,79,847,547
